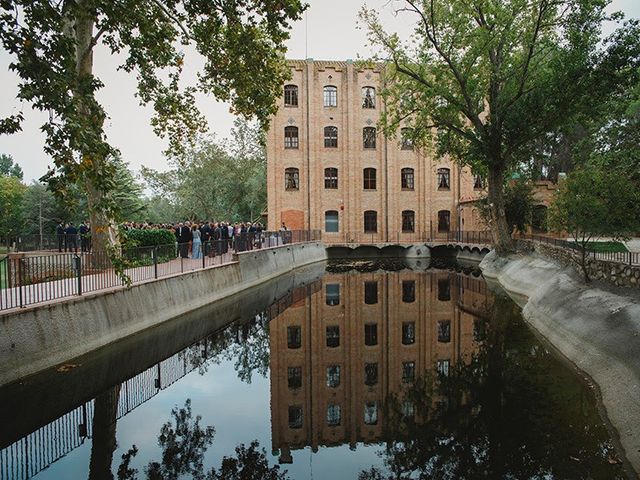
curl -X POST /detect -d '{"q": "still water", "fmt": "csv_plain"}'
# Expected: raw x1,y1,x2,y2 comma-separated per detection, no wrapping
0,260,628,480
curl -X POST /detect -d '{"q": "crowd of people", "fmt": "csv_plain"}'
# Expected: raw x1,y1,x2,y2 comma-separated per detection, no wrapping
56,221,91,253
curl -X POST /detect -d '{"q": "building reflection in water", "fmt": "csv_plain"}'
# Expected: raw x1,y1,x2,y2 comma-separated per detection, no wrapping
269,269,490,464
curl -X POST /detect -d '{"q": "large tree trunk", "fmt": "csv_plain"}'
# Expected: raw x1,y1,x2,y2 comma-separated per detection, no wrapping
487,166,514,255
88,384,121,480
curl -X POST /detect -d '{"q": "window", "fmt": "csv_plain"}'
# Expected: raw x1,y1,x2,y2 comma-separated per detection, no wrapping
326,283,340,306
287,326,301,349
324,126,338,148
325,210,339,233
473,319,487,342
285,167,299,190
362,86,376,108
438,320,451,343
327,365,341,388
401,128,414,150
437,168,450,190
402,210,415,233
324,167,338,189
402,401,415,419
402,322,415,345
288,406,303,428
365,363,378,386
364,210,377,233
438,210,450,232
437,359,450,377
284,85,298,106
401,168,414,190
288,366,302,389
323,85,337,107
363,127,376,149
402,361,415,383
364,281,378,304
284,126,299,149
402,280,415,303
365,323,378,346
474,175,484,190
363,168,377,190
326,325,340,348
364,402,378,425
327,404,341,426
438,278,451,301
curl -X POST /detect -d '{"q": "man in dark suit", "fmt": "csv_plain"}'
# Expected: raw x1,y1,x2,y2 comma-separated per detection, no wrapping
65,222,78,253
176,222,192,258
56,221,65,252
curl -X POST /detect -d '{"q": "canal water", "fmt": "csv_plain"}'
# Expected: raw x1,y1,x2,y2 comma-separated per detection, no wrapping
0,260,629,480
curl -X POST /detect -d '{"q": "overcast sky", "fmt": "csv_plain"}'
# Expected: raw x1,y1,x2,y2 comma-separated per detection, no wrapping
0,0,638,183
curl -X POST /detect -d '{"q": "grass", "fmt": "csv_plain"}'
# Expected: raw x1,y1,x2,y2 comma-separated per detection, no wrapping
0,258,6,289
570,241,629,253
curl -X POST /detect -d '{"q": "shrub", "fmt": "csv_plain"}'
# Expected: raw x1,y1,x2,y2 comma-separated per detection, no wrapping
123,228,175,247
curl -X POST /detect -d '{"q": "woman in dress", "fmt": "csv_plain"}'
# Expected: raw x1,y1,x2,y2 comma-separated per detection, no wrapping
191,224,202,259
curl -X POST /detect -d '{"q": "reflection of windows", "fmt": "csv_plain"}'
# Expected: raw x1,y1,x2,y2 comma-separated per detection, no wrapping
402,361,415,383
437,168,450,190
402,322,415,345
438,320,451,343
325,210,339,233
402,401,415,419
438,278,451,301
402,210,415,233
401,128,414,150
364,210,377,233
365,323,378,346
324,85,337,107
365,363,378,386
474,175,484,189
437,359,450,377
327,404,341,426
401,168,414,190
364,402,378,425
363,127,377,149
402,280,415,303
473,319,487,342
326,283,340,306
287,326,301,349
362,86,376,108
285,167,299,190
363,168,377,190
438,210,450,232
324,126,338,148
284,126,299,149
327,365,341,388
288,406,303,428
284,85,298,106
288,366,302,389
324,167,338,189
364,281,378,304
326,325,340,348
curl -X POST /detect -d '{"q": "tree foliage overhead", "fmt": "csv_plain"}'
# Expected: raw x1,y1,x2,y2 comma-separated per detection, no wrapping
0,153,23,179
360,0,640,254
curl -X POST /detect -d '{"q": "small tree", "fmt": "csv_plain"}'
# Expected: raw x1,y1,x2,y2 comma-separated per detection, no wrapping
548,167,640,282
478,179,535,235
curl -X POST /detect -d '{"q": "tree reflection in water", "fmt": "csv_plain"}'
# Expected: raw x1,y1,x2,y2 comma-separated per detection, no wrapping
115,399,288,480
359,294,626,480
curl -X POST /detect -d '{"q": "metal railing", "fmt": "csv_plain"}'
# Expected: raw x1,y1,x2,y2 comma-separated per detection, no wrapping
324,230,493,245
0,230,321,312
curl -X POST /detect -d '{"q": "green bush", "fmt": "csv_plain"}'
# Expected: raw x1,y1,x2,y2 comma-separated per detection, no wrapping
123,228,175,247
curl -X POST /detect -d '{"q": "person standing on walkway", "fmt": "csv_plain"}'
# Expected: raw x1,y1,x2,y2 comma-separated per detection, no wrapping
191,224,202,259
176,222,192,258
56,221,65,252
65,222,78,253
79,221,90,252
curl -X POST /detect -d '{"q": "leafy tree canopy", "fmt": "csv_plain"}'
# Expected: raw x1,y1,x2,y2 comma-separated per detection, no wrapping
0,153,23,179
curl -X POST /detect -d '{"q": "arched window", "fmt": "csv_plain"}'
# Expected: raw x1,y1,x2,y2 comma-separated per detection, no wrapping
285,167,299,191
363,127,376,149
364,210,377,233
363,168,377,190
284,85,298,107
402,210,415,232
401,168,414,190
284,126,299,149
437,167,450,190
325,210,339,232
473,175,484,189
401,127,414,150
438,210,451,232
324,126,338,148
362,86,376,108
323,85,337,107
324,168,338,189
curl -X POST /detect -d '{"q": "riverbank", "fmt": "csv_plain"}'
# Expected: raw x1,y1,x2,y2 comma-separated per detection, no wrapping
481,251,640,477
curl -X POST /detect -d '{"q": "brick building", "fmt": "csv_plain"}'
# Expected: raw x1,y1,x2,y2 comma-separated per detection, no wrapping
266,59,486,243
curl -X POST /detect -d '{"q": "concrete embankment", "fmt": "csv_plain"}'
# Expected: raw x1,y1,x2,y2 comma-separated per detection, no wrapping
0,242,326,387
481,251,640,476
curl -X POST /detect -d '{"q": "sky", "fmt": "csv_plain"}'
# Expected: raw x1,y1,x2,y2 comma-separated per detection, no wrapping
0,0,638,183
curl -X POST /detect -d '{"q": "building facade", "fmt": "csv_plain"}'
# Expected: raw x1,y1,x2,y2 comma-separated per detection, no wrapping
266,59,486,243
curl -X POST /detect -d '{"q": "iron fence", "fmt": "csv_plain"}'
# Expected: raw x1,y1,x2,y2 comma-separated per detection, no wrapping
0,230,321,312
325,230,493,245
